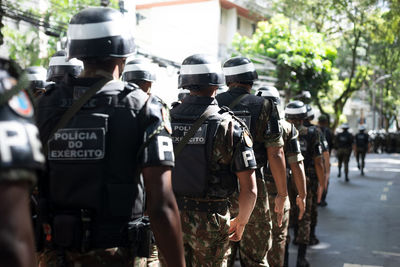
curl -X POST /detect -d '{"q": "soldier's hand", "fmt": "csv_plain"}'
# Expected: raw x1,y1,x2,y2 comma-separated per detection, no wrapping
296,195,306,220
317,184,324,204
229,217,246,242
274,195,287,227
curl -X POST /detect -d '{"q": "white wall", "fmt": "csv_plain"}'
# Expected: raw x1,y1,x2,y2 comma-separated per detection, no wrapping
136,0,221,63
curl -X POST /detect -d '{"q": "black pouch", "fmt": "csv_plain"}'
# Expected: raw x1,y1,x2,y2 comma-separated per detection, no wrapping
53,214,82,249
127,216,154,258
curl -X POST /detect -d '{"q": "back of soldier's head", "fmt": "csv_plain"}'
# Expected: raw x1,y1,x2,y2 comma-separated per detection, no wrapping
222,56,258,87
26,66,47,97
178,54,224,91
47,50,83,82
66,7,135,63
256,85,280,105
122,57,156,83
285,100,307,124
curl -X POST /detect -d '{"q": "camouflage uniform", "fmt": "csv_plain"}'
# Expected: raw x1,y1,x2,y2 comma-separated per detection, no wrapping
291,124,322,245
265,120,303,267
170,96,257,267
133,244,159,267
217,87,284,267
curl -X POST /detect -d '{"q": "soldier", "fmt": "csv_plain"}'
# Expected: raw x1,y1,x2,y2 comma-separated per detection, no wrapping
122,57,160,267
46,50,83,83
0,58,45,267
122,57,156,94
335,123,353,181
317,115,333,206
354,125,370,176
257,86,307,267
35,7,185,267
285,101,325,267
171,54,257,266
26,66,47,98
304,105,328,245
216,56,288,267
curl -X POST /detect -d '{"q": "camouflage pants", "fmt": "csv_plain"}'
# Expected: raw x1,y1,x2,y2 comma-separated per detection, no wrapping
266,180,290,267
337,148,351,175
180,209,231,267
37,247,134,267
134,244,159,267
228,178,272,267
356,149,367,170
289,176,312,245
309,177,319,230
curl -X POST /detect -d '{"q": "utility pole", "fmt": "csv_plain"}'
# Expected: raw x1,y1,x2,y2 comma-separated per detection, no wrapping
372,74,391,130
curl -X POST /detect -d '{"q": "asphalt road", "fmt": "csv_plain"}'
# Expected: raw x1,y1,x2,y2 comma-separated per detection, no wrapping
287,152,400,267
234,153,400,267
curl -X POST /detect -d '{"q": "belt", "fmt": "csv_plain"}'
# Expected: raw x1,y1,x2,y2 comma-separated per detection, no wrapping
176,196,229,213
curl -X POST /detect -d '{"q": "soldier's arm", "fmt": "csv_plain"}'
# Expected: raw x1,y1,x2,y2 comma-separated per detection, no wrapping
229,170,257,242
139,96,185,267
313,131,325,203
323,151,330,189
263,101,287,227
228,123,257,242
289,160,307,220
0,181,36,267
142,167,185,267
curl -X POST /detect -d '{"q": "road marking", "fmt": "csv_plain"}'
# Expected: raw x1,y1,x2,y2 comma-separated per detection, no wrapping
382,168,400,172
388,181,393,186
383,187,389,192
373,250,400,257
343,264,383,267
380,194,387,201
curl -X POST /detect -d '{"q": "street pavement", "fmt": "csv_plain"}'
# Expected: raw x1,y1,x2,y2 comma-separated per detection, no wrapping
234,153,400,267
288,152,400,267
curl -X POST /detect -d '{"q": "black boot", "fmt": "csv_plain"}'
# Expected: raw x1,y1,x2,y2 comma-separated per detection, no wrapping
337,168,341,177
345,174,349,182
309,225,319,245
283,242,289,267
296,244,310,267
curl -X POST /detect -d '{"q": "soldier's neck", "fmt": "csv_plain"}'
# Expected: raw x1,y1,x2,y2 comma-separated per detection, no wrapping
81,61,124,80
190,87,217,97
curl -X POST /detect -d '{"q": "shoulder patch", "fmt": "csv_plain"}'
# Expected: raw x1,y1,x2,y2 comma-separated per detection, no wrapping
162,106,172,134
243,130,253,148
8,91,33,118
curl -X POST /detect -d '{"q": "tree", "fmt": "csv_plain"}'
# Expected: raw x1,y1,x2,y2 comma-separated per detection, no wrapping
232,14,338,110
1,0,119,68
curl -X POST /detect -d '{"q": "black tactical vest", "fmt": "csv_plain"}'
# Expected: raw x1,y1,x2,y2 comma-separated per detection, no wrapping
337,131,353,148
216,87,270,170
355,133,369,148
36,78,153,249
298,125,317,170
170,97,238,199
0,90,45,171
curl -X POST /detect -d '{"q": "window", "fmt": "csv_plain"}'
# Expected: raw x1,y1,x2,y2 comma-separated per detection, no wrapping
252,23,256,34
237,17,241,30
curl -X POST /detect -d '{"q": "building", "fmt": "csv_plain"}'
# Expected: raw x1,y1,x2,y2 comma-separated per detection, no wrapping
134,0,267,104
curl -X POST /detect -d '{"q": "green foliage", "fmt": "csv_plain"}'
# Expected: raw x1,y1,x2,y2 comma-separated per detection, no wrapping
232,14,338,103
1,0,120,68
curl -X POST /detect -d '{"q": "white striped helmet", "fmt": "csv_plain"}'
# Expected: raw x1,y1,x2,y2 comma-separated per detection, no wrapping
223,56,258,85
66,7,135,59
178,54,225,89
122,58,156,82
285,100,307,120
47,50,83,81
256,86,280,104
26,66,47,89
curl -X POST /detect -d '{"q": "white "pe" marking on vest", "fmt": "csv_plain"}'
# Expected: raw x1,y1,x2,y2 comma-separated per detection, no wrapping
157,136,174,161
0,122,44,163
242,150,255,168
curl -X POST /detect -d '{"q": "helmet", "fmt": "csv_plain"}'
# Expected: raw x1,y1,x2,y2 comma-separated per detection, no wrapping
26,66,47,90
285,100,307,120
66,7,135,59
0,58,22,95
122,57,156,82
178,54,224,89
223,56,258,85
358,125,366,131
318,114,328,123
341,123,350,129
256,85,280,104
47,50,83,82
306,104,314,120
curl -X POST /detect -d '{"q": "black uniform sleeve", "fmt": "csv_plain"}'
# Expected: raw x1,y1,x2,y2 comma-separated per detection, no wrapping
311,127,323,158
138,95,175,168
231,120,257,172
